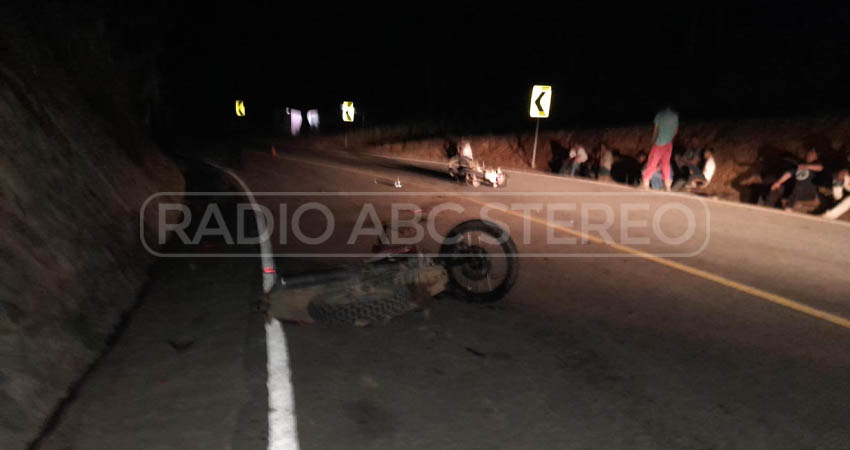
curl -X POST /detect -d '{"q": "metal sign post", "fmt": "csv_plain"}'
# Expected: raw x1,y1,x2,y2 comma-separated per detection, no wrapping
531,118,540,169
528,85,551,169
341,101,355,150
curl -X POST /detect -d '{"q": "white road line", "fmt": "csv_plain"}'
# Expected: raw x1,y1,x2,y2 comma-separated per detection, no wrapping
205,160,277,292
271,152,850,331
265,319,300,450
204,160,300,450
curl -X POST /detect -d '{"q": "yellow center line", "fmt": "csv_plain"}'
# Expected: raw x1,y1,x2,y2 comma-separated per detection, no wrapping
465,196,850,331
273,151,850,331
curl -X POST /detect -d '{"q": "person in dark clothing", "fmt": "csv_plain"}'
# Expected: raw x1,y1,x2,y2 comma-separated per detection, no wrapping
672,147,716,191
676,147,702,179
766,148,823,210
610,151,642,185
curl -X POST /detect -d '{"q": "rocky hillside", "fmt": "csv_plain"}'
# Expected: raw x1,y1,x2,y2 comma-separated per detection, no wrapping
0,3,183,448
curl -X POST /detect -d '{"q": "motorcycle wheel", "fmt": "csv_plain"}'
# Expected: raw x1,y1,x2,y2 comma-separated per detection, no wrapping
438,220,518,303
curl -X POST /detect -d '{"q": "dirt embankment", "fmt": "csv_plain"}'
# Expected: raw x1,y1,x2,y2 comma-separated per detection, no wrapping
311,118,850,209
0,3,183,448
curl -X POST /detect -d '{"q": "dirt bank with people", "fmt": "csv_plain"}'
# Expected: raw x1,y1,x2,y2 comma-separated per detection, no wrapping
304,117,849,217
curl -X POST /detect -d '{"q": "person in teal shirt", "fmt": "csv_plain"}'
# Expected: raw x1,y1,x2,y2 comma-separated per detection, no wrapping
641,107,679,190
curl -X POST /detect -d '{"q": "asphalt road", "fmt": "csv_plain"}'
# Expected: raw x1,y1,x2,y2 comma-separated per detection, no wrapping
39,146,850,450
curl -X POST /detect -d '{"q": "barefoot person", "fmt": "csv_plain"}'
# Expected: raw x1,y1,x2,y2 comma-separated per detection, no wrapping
641,106,679,191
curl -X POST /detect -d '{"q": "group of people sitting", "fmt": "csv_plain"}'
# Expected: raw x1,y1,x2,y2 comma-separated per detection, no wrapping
552,106,850,219
557,142,716,193
644,146,716,191
557,142,850,219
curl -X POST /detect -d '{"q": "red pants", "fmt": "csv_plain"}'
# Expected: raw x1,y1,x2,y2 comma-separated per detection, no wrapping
642,142,673,182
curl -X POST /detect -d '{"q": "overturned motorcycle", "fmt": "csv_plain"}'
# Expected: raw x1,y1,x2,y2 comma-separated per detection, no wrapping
448,157,508,188
267,220,518,326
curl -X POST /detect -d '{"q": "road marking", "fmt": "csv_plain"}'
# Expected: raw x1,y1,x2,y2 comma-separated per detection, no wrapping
205,160,301,450
265,320,300,450
462,196,850,331
205,161,278,292
273,152,850,331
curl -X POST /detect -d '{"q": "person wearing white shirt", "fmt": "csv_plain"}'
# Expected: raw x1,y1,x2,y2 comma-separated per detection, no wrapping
460,140,474,161
693,148,716,187
822,168,850,220
564,145,588,177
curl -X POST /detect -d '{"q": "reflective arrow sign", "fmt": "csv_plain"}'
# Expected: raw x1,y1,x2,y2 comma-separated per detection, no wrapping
235,100,246,117
529,85,551,118
341,101,355,122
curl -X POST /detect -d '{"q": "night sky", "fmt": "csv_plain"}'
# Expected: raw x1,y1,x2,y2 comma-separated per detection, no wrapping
160,3,850,133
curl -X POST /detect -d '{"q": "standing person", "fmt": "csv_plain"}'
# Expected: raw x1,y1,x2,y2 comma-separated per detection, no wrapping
641,106,679,191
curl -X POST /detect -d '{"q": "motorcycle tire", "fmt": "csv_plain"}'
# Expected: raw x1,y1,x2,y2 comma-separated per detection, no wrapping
307,288,413,326
438,219,518,303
